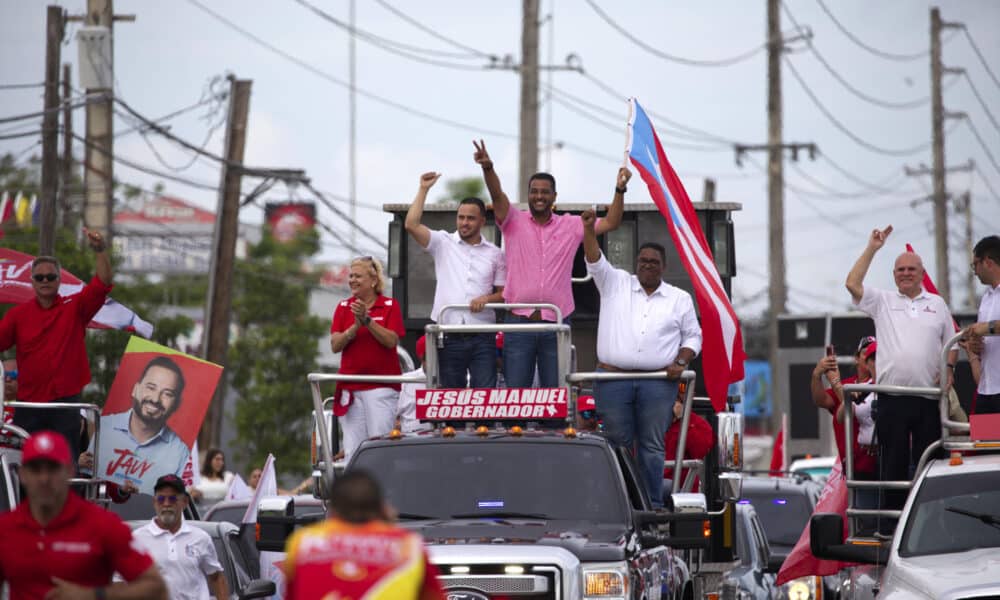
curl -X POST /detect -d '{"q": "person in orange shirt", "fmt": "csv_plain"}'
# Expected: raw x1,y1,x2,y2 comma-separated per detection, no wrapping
283,470,445,600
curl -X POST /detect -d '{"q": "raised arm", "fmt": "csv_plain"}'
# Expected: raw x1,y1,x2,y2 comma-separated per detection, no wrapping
474,139,510,223
846,225,892,303
404,172,441,249
86,228,112,285
581,208,601,264
811,355,839,411
594,167,630,236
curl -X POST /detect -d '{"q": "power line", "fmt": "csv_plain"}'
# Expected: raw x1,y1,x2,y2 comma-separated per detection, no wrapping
0,92,105,125
302,182,388,250
0,82,45,91
0,130,43,141
962,28,1000,91
815,0,929,61
72,132,220,192
583,0,764,67
819,155,912,194
961,72,1000,135
290,0,493,70
963,118,1000,176
185,0,518,140
786,162,913,199
784,57,935,156
371,0,491,58
973,163,1000,203
781,2,933,110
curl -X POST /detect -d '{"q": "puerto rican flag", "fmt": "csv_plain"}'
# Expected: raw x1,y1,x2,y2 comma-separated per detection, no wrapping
626,98,745,412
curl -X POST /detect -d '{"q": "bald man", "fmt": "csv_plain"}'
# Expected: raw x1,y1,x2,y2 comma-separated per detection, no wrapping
846,225,957,521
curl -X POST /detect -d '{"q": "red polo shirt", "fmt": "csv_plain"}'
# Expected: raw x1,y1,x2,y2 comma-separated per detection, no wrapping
0,493,153,599
0,277,112,403
331,295,406,392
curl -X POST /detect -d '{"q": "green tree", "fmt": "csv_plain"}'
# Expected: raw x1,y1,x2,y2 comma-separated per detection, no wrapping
436,176,485,204
229,229,329,475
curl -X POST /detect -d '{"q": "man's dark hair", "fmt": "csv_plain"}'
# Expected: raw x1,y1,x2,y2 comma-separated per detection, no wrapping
31,256,61,274
328,470,385,524
138,356,186,408
974,235,1000,265
528,172,556,193
458,197,487,217
638,242,667,264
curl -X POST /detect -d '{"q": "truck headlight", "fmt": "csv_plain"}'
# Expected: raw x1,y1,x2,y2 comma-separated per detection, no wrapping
583,562,629,599
783,575,819,600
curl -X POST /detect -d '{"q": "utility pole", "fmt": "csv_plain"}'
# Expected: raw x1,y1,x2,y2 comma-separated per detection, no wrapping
958,191,975,309
61,63,74,229
930,8,963,304
201,77,252,450
903,158,973,289
39,5,63,256
519,0,540,197
766,0,784,436
702,178,716,203
69,0,133,245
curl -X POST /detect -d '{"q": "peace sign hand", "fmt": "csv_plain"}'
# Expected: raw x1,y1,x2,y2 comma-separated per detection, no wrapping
473,139,493,170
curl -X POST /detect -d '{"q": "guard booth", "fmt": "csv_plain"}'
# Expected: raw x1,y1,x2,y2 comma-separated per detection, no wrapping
382,201,741,395
776,310,980,460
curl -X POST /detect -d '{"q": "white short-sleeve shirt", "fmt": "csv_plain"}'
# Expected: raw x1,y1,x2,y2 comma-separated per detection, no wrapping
856,286,954,394
587,253,702,370
426,230,506,325
977,284,1000,395
132,520,223,600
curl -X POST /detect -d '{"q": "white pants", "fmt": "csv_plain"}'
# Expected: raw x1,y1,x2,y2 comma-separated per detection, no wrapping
340,387,399,461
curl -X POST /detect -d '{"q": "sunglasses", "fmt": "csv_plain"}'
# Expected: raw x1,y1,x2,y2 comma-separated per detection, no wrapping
155,494,181,504
32,273,58,282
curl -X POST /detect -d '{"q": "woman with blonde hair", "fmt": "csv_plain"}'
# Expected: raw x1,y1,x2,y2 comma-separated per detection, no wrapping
330,257,405,460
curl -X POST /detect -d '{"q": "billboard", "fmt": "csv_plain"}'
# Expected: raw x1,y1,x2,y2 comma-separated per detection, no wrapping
265,202,316,243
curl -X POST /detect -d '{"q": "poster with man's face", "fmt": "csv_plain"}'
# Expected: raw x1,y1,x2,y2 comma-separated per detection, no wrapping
95,337,222,494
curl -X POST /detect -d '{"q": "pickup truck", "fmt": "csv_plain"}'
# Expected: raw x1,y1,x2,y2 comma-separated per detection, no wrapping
811,452,1000,599
259,425,735,599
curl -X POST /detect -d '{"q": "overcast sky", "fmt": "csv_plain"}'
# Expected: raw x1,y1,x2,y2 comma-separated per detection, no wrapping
2,0,998,317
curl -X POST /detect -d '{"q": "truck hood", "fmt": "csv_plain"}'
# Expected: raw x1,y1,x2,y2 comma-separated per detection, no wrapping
401,519,630,562
881,547,1000,600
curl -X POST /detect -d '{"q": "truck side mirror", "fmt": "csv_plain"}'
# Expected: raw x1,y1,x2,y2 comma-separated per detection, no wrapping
809,513,888,565
716,412,743,470
256,496,295,552
718,472,742,503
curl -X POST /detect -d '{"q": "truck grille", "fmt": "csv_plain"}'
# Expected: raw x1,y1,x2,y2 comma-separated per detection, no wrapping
437,564,560,598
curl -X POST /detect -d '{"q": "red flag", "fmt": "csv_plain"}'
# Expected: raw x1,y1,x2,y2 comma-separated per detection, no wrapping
770,429,785,475
775,459,856,585
626,99,746,411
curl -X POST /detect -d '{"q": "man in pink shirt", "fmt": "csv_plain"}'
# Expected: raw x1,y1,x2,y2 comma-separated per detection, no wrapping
473,140,628,387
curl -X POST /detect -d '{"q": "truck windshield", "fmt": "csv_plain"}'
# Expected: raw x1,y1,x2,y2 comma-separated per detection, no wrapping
739,491,814,547
352,441,628,523
899,470,1000,557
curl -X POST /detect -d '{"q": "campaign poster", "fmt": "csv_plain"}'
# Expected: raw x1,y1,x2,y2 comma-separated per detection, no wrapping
264,202,316,243
95,337,222,494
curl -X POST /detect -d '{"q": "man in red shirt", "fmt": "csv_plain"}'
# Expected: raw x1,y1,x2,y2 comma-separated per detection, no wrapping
283,470,445,600
0,430,167,599
0,229,112,461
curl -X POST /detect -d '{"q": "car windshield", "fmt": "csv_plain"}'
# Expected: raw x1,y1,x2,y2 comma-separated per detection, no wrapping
899,470,1000,557
739,488,814,547
352,441,628,522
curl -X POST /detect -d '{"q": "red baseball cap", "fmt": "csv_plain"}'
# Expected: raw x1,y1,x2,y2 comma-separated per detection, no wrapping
578,395,596,413
863,341,877,360
22,430,72,466
415,335,426,360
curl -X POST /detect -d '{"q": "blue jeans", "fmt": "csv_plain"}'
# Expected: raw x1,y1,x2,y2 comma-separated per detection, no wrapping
503,314,560,388
440,333,497,388
596,372,677,508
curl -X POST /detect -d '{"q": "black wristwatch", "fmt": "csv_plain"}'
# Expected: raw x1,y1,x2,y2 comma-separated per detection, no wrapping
362,316,372,326
615,185,627,194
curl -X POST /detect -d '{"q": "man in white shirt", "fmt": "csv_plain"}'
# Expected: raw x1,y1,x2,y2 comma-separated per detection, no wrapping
963,235,1000,414
133,474,229,600
582,210,702,508
846,225,957,514
405,171,506,388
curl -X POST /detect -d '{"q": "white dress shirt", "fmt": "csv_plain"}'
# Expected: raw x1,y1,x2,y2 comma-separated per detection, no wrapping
587,253,702,370
426,229,506,324
978,283,1000,394
856,286,954,394
397,366,430,432
132,520,223,600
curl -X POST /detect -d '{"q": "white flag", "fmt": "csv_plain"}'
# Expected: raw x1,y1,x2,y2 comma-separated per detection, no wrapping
226,474,253,501
242,454,276,524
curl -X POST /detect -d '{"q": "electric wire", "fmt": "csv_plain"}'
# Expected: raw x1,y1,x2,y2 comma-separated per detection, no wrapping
961,72,1000,135
584,0,764,67
781,2,933,110
371,0,492,58
962,28,1000,91
974,164,1000,203
0,93,106,125
0,83,46,91
185,0,517,141
290,0,492,70
0,130,44,141
963,118,1000,176
815,0,929,61
302,182,388,250
784,57,935,156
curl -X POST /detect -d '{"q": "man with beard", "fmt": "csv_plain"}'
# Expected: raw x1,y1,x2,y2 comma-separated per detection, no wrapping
404,171,506,388
473,140,627,388
92,356,190,487
582,209,701,508
962,235,1000,414
132,475,229,600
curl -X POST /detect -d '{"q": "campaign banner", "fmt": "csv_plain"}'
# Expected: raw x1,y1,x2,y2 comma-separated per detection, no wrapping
415,388,568,420
95,337,223,494
265,202,316,243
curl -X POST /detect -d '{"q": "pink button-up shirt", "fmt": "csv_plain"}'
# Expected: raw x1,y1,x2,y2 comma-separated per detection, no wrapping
498,207,585,321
